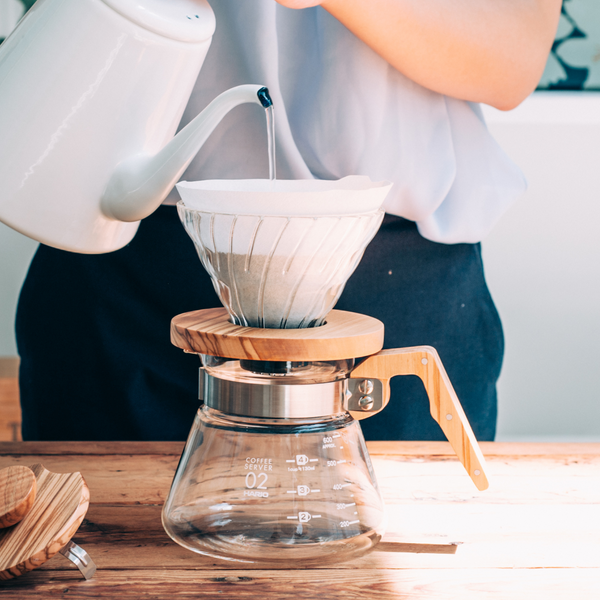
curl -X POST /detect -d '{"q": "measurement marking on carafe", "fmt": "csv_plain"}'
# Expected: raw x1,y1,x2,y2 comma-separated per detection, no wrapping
339,519,360,528
287,455,319,472
287,485,320,496
333,483,351,490
336,502,356,510
289,455,318,465
322,436,337,449
332,434,341,438
287,512,321,523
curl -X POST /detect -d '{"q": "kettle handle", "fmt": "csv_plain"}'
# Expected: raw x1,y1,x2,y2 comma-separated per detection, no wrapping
350,347,489,491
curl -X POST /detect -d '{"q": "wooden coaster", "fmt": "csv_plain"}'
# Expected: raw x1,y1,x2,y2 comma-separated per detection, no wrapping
0,466,36,529
0,464,90,580
171,308,384,361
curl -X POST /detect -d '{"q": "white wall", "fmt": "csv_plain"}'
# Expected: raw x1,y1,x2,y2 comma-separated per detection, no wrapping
482,93,600,441
1,92,600,441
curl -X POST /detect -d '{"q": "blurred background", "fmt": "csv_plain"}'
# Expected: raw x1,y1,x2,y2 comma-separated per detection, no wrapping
1,0,599,442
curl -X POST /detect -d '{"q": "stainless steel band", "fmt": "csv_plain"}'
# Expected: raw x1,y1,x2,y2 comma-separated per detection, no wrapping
199,369,385,419
199,369,346,418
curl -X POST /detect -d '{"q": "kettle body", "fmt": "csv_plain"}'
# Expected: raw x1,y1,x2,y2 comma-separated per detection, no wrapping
0,0,269,253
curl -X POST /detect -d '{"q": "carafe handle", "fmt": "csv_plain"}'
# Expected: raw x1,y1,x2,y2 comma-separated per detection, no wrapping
349,347,489,491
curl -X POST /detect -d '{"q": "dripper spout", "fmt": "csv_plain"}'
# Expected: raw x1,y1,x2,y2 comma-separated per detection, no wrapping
101,85,271,223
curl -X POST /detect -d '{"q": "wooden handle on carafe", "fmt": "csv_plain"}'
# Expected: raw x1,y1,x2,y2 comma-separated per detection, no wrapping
351,347,489,491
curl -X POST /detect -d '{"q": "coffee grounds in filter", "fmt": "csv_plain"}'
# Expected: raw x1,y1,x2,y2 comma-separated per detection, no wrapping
209,252,354,328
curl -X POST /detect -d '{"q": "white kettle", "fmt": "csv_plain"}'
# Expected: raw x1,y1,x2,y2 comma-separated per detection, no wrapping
0,0,271,253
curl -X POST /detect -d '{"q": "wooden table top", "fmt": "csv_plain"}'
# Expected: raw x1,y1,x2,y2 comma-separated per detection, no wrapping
0,441,598,599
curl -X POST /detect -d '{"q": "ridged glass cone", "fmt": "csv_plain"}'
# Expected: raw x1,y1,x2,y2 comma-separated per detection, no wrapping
176,178,391,329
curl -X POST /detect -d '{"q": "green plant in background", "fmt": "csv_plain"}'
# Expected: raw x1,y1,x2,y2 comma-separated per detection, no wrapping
0,0,27,44
538,0,600,90
556,0,600,88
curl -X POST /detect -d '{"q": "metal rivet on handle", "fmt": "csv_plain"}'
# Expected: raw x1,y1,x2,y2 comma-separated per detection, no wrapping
446,414,453,420
358,379,374,395
421,358,428,365
474,469,481,476
358,396,374,411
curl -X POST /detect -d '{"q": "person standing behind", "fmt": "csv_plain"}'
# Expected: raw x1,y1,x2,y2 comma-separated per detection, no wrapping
15,0,561,441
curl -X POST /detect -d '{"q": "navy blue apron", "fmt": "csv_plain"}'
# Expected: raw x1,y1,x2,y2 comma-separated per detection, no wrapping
16,207,502,441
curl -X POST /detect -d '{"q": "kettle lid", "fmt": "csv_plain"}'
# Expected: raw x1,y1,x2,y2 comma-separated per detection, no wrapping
100,0,215,43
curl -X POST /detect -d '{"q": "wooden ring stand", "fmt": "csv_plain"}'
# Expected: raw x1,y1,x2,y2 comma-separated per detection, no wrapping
171,308,384,361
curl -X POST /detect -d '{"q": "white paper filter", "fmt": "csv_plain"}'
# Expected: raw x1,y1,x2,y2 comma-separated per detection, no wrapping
176,177,392,328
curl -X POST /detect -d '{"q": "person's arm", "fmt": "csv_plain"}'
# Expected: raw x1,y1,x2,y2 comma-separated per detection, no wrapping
275,0,562,111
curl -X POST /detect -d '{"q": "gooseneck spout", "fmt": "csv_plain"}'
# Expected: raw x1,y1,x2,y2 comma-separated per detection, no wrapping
101,85,272,223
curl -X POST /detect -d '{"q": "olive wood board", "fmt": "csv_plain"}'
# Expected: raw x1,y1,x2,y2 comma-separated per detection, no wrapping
171,308,384,360
0,466,36,528
0,464,89,580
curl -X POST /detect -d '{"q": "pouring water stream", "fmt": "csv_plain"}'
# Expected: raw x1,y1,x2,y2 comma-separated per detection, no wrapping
256,86,276,181
266,105,276,181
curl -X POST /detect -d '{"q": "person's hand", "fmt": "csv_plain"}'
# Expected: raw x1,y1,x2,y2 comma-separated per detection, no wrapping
274,1,323,8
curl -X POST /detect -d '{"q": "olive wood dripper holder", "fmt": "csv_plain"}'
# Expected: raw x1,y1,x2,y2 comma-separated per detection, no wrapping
0,464,96,581
171,307,489,491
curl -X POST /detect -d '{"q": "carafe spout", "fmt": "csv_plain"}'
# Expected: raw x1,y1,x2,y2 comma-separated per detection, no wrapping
101,84,272,222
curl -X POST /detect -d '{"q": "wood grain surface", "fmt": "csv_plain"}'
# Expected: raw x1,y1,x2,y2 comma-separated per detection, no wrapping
0,442,598,599
0,465,89,580
171,308,384,360
0,466,36,528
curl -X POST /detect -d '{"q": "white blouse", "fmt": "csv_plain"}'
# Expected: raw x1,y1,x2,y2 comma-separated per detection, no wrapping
168,0,526,244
